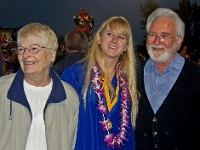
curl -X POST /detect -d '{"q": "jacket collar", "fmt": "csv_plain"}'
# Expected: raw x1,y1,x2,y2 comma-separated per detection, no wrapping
7,68,66,116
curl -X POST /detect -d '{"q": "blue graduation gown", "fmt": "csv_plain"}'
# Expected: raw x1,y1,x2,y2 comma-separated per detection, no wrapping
61,62,136,150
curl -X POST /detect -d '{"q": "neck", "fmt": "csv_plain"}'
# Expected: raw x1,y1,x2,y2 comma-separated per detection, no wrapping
105,60,118,81
155,54,176,73
24,73,51,87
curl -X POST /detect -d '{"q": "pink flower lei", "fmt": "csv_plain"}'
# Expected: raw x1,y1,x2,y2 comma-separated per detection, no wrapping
91,61,131,149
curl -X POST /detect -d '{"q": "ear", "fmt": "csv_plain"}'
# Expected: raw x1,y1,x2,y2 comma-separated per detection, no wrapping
66,47,69,53
124,45,128,51
176,37,184,47
50,52,56,62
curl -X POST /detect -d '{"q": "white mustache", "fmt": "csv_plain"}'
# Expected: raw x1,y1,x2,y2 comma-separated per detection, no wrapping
150,44,166,49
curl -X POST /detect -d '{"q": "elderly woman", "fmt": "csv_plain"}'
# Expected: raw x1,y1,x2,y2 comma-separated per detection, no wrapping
0,23,79,150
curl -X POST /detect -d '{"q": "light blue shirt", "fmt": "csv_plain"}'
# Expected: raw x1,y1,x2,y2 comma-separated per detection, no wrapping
144,53,185,113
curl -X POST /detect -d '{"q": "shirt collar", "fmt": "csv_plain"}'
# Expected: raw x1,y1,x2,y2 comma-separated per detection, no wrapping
145,53,185,73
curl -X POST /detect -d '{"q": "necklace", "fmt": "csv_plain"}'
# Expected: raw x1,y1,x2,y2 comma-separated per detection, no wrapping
91,61,131,149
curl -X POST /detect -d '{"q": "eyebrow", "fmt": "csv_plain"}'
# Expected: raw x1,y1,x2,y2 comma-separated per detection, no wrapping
149,31,171,35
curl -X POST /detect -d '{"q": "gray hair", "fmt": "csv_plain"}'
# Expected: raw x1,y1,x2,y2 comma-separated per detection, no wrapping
17,23,58,54
146,8,185,38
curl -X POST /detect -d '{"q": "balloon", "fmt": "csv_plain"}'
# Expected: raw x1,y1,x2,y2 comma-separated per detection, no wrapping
73,8,95,39
74,15,86,27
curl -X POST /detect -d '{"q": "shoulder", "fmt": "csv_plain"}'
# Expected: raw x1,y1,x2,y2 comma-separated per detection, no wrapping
60,62,86,94
183,59,200,86
61,80,79,110
0,74,16,104
67,52,85,57
61,80,79,96
53,59,66,67
61,62,86,79
184,59,200,73
0,74,15,86
67,62,86,71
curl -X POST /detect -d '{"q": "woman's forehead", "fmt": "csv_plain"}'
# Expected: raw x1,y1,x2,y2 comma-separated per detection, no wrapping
104,24,125,34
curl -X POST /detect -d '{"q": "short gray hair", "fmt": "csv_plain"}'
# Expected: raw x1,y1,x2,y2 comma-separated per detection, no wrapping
146,8,185,38
17,23,58,53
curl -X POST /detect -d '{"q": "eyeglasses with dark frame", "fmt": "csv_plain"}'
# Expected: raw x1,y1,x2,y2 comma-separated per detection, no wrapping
16,44,49,55
147,33,178,42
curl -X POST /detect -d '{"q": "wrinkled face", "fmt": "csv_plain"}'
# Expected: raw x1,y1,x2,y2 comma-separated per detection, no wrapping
17,37,55,77
146,17,183,63
97,25,128,61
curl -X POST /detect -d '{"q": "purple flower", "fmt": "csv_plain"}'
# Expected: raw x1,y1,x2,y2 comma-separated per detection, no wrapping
91,61,131,149
104,134,115,144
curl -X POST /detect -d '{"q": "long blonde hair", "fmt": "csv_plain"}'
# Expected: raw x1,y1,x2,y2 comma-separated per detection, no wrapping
82,16,138,127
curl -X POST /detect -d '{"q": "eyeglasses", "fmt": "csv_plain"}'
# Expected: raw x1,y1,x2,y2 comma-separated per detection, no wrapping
147,33,178,42
16,44,47,55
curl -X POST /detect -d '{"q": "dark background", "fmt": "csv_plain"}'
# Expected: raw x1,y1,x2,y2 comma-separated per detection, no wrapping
1,0,199,45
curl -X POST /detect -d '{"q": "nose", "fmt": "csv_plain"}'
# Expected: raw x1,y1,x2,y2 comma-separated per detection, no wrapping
112,35,118,43
154,36,164,44
22,48,30,57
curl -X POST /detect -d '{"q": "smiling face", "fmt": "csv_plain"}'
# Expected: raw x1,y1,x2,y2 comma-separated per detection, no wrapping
18,36,56,79
97,25,128,62
146,17,183,63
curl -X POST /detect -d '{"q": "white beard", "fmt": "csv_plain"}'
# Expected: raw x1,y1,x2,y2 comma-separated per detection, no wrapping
147,43,178,63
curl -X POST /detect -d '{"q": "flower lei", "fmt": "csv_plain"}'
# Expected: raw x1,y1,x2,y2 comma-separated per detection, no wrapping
91,61,131,149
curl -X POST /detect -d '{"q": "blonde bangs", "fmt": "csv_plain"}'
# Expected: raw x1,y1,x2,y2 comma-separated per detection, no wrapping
109,19,130,42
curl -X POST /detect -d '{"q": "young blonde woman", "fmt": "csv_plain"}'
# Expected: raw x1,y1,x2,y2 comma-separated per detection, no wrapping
61,16,138,150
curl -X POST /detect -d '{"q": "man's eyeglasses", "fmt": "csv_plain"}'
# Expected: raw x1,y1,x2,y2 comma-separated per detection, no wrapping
16,44,48,55
147,33,178,42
